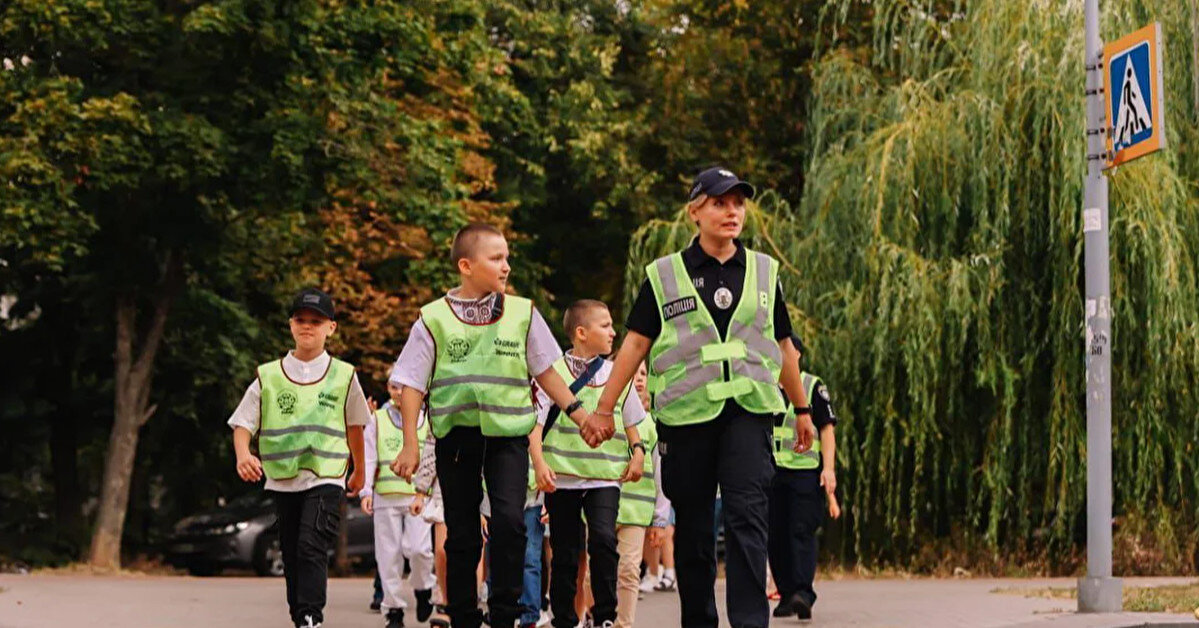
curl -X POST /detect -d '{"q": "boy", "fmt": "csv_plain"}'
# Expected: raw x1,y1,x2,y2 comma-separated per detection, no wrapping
389,223,598,628
528,300,648,628
769,334,841,621
361,384,436,627
229,288,369,628
611,362,670,627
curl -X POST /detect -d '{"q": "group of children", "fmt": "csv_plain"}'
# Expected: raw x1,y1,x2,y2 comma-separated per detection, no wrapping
230,219,838,628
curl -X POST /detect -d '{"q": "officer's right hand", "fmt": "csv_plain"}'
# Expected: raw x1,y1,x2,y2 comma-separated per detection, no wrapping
236,453,264,482
360,494,374,515
391,442,419,481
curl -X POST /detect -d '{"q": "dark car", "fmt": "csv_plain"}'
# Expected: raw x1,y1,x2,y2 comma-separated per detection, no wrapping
164,492,375,576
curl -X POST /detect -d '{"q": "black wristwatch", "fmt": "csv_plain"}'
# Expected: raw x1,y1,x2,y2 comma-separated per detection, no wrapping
563,399,584,416
629,442,647,456
794,406,812,416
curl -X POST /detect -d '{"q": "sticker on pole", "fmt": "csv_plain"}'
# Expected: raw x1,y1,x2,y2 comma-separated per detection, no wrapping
1103,23,1166,168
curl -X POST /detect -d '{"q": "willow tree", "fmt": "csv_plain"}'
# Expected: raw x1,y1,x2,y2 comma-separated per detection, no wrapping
627,0,1199,573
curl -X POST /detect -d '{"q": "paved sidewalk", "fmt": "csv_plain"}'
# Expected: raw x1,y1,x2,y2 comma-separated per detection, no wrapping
0,574,1194,627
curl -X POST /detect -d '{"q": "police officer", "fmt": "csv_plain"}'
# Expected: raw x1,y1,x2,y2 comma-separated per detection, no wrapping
588,166,815,628
769,334,839,621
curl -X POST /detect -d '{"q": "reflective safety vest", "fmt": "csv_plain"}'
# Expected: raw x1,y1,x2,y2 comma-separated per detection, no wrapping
645,249,785,426
541,358,633,481
422,296,536,438
258,357,354,480
617,416,659,527
772,372,823,471
374,406,430,496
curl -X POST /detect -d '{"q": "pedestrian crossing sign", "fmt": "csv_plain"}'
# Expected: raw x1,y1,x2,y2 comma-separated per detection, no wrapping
1103,23,1166,168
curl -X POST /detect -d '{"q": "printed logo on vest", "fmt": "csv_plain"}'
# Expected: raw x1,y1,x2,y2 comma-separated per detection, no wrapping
759,290,769,308
318,391,340,410
277,391,298,415
494,337,523,359
661,297,697,321
447,337,471,361
384,436,402,451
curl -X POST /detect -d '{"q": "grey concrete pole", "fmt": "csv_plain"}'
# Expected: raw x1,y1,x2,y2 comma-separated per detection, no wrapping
1078,0,1123,612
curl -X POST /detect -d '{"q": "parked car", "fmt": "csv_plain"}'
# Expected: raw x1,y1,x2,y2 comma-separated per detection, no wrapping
164,492,375,576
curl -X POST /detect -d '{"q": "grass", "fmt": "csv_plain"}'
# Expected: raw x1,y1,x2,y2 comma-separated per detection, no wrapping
993,582,1199,614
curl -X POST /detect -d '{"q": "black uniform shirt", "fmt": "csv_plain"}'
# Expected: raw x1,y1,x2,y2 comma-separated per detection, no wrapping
625,238,794,421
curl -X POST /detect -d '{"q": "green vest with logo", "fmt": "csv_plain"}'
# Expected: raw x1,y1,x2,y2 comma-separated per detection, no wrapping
644,249,786,426
422,295,537,438
374,406,430,496
617,416,659,527
772,372,824,471
542,358,633,481
257,357,354,480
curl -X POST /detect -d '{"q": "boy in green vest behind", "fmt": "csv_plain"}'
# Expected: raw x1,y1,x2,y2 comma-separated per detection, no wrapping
769,334,840,621
388,224,601,628
229,288,368,628
528,300,648,628
360,382,436,628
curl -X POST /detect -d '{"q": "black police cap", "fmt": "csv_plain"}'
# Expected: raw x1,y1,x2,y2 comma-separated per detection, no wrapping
688,166,756,202
289,287,336,321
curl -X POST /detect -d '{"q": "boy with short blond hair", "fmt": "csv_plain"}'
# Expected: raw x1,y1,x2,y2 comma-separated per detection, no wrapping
229,288,369,628
388,224,598,628
529,300,648,628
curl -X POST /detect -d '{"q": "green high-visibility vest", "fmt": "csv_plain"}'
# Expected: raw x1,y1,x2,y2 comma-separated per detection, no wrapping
772,372,824,471
422,296,536,438
541,358,634,481
645,249,785,426
374,406,430,496
617,416,659,527
257,357,354,480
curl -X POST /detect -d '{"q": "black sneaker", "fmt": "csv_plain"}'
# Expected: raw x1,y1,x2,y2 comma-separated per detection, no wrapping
772,597,796,618
385,608,404,628
428,605,451,627
793,593,813,620
370,598,382,612
415,589,434,622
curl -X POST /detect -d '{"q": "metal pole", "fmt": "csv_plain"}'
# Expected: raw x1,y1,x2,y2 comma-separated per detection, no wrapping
1079,0,1122,612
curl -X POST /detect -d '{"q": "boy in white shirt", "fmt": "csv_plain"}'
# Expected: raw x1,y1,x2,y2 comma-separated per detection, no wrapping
361,382,436,627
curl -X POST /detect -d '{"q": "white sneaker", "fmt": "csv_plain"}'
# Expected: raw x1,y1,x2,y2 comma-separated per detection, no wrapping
537,610,551,627
639,574,658,593
298,616,322,628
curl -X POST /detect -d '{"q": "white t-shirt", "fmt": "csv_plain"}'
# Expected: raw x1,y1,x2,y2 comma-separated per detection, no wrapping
227,351,371,492
361,402,428,509
534,352,645,490
389,290,561,393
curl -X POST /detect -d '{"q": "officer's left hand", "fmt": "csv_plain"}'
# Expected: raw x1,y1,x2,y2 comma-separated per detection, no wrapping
347,468,365,497
620,449,645,483
792,414,815,453
646,526,664,548
820,468,837,496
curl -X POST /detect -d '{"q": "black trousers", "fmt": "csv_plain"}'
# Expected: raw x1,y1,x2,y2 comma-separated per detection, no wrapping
544,486,620,627
659,411,775,628
435,427,529,628
768,468,824,607
270,484,343,627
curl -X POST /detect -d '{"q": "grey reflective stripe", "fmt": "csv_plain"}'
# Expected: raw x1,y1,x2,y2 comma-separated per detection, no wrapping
260,425,346,438
260,447,350,462
542,445,629,464
429,375,529,390
653,256,722,409
429,402,534,417
729,252,781,383
621,492,657,504
801,373,817,392
552,423,628,442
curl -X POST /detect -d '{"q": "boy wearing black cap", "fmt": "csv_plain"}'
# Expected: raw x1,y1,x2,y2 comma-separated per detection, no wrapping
588,166,816,628
228,288,370,628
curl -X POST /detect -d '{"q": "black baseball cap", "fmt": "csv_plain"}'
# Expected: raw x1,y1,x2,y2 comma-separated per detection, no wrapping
688,166,756,201
790,333,806,358
289,287,336,320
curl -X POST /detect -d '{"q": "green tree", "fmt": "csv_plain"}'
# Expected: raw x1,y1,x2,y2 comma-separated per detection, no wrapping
0,0,525,568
